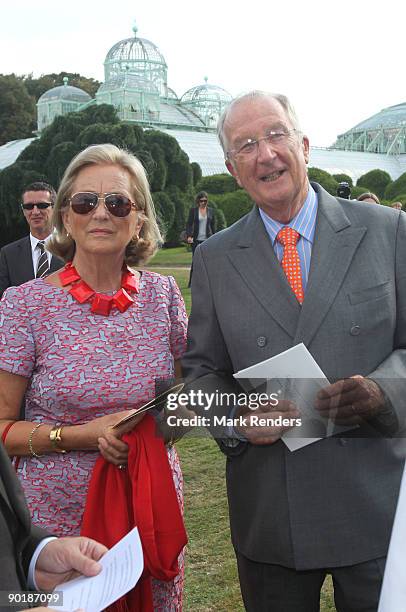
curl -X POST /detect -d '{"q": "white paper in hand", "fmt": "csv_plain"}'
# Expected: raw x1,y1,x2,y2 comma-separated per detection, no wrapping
234,343,355,451
55,527,143,612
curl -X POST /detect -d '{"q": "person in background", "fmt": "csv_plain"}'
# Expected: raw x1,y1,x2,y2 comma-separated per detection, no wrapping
391,201,403,210
0,181,63,298
186,190,216,286
0,144,187,610
182,90,406,611
357,191,380,204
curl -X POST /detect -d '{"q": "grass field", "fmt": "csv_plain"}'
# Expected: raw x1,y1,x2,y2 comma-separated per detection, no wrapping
145,252,335,611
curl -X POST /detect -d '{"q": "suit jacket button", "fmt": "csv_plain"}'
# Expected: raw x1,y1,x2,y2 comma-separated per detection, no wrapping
257,336,267,347
350,325,361,336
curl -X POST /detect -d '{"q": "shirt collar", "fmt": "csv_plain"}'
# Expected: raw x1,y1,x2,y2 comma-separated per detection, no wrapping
259,183,318,245
30,233,52,251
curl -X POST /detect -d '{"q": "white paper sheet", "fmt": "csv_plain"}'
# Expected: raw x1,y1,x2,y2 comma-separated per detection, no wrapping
378,466,406,612
234,343,354,451
55,527,143,612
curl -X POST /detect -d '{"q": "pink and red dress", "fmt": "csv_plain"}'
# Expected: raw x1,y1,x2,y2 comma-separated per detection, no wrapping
0,270,187,610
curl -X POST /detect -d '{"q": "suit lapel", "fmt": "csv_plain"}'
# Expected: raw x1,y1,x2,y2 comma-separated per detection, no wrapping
18,237,34,280
294,185,367,347
227,207,300,338
0,443,31,535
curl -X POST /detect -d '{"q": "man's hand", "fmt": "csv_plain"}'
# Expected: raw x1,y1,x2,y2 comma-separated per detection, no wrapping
35,537,107,592
236,400,300,445
315,375,386,425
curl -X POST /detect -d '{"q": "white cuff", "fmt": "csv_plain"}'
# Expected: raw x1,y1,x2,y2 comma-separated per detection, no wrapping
28,537,58,589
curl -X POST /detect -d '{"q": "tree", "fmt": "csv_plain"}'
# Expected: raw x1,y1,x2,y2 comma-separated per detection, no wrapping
196,173,238,194
24,72,101,100
211,190,252,226
0,74,36,145
307,168,338,195
0,103,197,247
357,169,392,199
191,162,202,186
384,172,406,200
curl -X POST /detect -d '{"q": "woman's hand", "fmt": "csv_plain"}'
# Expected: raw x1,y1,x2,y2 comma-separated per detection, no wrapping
78,410,145,463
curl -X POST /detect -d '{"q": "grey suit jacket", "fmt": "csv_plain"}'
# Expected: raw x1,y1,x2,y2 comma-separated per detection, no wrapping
0,236,63,298
0,442,47,603
182,183,406,570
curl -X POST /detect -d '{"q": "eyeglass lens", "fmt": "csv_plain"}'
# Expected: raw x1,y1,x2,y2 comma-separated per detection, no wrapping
22,202,52,210
70,193,133,217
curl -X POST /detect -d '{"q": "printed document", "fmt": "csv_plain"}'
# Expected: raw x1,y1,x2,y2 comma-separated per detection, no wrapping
55,527,143,612
234,343,354,451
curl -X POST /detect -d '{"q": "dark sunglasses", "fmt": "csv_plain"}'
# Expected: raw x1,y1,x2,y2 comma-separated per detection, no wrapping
199,199,208,204
68,192,138,218
21,202,53,211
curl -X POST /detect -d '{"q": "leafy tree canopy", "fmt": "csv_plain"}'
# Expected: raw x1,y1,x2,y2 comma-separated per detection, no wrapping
196,173,238,194
308,167,338,195
384,172,406,200
0,74,36,145
357,169,392,199
0,103,199,247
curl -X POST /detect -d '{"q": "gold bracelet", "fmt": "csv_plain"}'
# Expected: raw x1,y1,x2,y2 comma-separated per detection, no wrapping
49,425,67,453
29,423,44,458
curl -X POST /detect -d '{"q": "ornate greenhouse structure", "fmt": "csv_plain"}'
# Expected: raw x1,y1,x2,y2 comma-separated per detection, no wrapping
333,102,406,155
2,22,406,179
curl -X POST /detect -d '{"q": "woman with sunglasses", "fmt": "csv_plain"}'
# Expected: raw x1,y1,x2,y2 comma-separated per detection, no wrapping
0,144,187,610
185,191,216,287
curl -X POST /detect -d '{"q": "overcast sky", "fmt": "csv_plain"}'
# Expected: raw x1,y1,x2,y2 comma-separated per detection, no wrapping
1,0,404,147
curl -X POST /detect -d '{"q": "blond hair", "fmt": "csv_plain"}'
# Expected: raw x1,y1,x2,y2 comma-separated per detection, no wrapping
47,144,162,265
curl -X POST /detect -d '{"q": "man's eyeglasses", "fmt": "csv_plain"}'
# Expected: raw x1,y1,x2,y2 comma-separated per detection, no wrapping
227,129,299,161
21,202,53,211
68,192,138,218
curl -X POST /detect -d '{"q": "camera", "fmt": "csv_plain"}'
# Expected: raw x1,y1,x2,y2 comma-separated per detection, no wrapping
337,182,351,199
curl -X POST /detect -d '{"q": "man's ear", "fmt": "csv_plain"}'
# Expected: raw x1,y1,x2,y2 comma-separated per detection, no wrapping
226,159,242,188
302,136,310,164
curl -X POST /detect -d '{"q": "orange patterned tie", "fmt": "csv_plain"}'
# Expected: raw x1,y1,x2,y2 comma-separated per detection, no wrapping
276,227,304,304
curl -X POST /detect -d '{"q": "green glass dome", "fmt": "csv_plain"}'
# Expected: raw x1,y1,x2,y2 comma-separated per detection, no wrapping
181,81,232,127
104,25,167,95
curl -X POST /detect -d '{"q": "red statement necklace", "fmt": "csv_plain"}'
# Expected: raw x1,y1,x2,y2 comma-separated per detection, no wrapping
59,262,139,316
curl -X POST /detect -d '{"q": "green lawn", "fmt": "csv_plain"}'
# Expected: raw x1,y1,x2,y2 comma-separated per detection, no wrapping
145,250,335,611
150,245,192,266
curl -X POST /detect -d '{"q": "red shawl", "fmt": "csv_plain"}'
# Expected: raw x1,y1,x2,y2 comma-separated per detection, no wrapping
81,414,187,612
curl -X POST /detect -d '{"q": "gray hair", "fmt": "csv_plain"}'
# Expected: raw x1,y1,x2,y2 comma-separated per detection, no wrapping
217,90,302,158
47,144,162,265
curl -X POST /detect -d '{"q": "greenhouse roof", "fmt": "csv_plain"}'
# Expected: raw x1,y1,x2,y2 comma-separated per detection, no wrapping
340,102,406,134
38,85,91,104
0,138,36,170
3,136,406,181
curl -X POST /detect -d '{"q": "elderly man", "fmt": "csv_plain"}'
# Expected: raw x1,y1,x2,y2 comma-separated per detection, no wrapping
0,181,63,298
182,91,406,611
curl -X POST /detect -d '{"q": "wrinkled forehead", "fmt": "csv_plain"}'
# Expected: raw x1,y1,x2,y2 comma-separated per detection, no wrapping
223,96,291,146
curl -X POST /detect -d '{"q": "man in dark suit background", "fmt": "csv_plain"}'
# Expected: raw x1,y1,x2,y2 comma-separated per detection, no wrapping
0,440,106,612
0,181,63,298
182,91,406,611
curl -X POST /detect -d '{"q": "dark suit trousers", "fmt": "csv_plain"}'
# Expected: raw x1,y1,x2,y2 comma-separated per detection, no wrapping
236,552,386,612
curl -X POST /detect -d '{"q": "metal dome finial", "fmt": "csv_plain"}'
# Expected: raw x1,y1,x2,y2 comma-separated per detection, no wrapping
204,76,208,83
132,21,138,37
63,76,69,87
